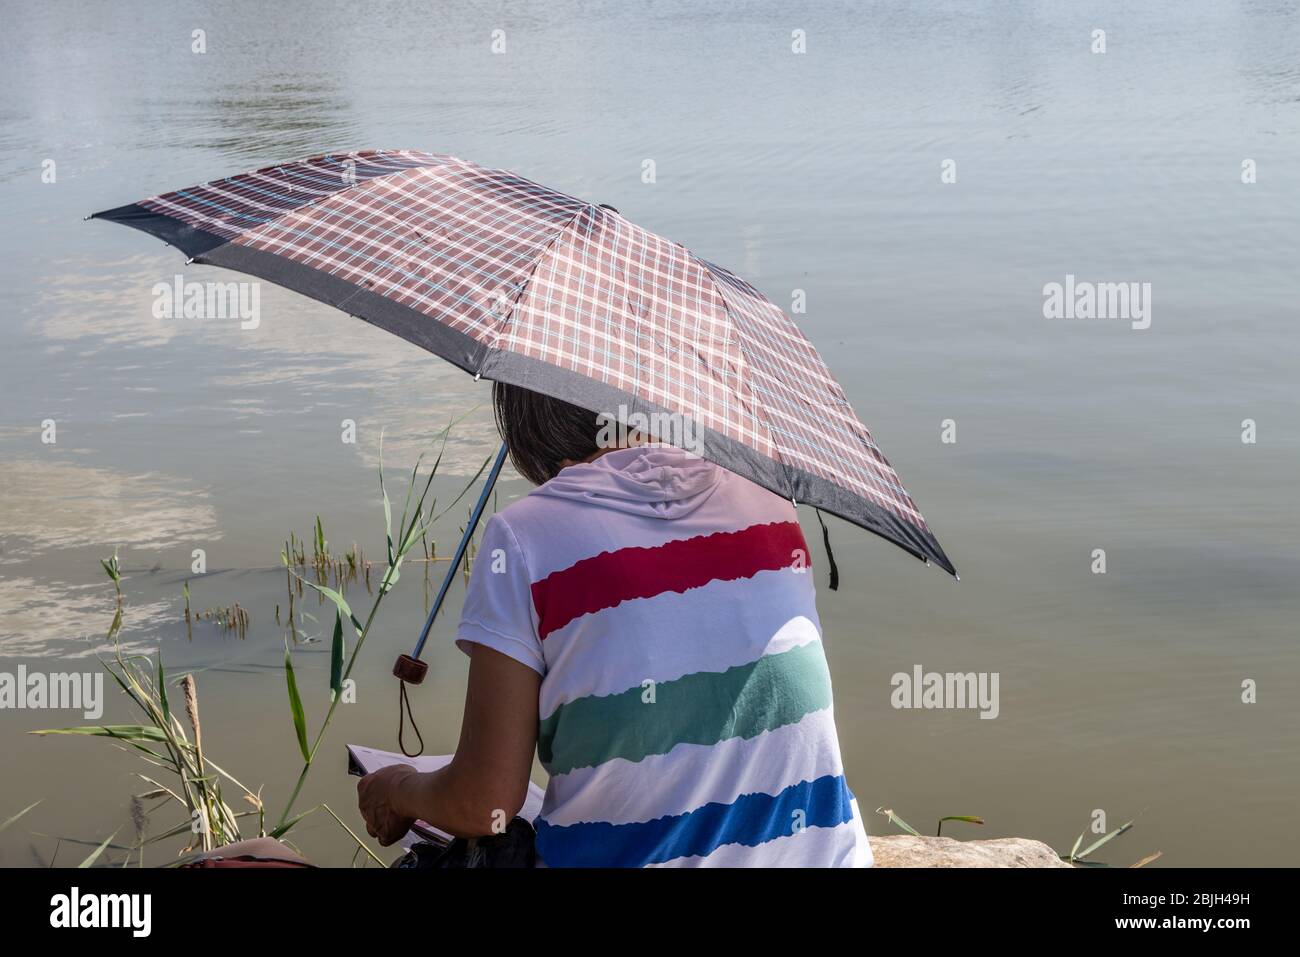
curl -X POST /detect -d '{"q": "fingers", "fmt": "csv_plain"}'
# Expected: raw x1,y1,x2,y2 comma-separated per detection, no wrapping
357,774,413,847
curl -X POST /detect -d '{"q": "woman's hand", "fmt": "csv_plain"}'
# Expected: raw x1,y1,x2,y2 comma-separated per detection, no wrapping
357,764,419,846
354,645,541,840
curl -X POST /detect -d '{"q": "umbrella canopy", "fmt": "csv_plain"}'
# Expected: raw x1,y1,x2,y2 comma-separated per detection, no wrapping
92,150,954,575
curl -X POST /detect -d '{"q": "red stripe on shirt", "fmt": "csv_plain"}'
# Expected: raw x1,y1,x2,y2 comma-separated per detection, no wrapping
531,520,810,640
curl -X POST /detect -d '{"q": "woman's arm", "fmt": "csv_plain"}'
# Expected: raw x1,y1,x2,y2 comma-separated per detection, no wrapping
357,643,541,844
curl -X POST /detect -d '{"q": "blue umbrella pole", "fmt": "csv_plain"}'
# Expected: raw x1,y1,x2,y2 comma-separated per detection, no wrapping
394,440,509,684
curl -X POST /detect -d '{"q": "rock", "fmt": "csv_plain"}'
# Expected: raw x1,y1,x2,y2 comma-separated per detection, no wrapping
869,835,1070,868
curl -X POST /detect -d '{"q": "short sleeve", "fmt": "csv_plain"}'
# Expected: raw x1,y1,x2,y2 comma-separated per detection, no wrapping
454,513,546,676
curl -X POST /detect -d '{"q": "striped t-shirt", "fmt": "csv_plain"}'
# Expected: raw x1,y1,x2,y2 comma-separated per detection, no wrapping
454,445,872,867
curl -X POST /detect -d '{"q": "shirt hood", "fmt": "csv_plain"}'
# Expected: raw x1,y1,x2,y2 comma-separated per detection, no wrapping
529,445,723,520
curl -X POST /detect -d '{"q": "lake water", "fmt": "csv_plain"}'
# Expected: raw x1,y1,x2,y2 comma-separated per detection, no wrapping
1,0,1297,866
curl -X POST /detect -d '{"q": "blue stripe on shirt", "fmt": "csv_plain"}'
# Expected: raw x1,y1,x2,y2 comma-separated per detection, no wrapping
535,774,855,867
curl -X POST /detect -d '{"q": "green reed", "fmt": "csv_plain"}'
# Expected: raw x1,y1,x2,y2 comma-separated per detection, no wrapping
26,420,491,865
272,424,490,834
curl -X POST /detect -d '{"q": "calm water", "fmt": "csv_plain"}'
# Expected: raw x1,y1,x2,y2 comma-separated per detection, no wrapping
1,1,1297,866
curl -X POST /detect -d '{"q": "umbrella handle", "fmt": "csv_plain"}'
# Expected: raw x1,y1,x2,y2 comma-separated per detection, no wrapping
395,440,510,682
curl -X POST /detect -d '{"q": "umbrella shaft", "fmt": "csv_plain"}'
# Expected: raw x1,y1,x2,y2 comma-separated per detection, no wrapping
410,441,509,660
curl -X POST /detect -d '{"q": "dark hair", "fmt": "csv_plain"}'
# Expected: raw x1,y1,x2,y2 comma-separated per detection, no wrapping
492,381,602,486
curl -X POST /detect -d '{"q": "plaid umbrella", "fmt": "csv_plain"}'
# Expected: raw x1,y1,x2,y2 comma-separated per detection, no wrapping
92,149,954,577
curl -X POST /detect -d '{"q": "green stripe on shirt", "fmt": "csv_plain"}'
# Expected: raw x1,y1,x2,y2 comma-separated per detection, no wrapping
538,639,833,775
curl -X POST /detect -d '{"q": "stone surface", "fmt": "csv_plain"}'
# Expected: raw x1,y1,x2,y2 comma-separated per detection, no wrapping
869,834,1071,868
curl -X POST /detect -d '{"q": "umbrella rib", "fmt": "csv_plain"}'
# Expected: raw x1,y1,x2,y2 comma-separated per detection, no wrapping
479,202,594,376
692,261,798,503
191,152,433,267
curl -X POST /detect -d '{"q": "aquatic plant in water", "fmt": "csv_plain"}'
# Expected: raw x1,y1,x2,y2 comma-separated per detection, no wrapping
31,423,489,865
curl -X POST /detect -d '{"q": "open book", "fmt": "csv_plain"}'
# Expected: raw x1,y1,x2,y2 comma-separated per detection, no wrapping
347,744,546,848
